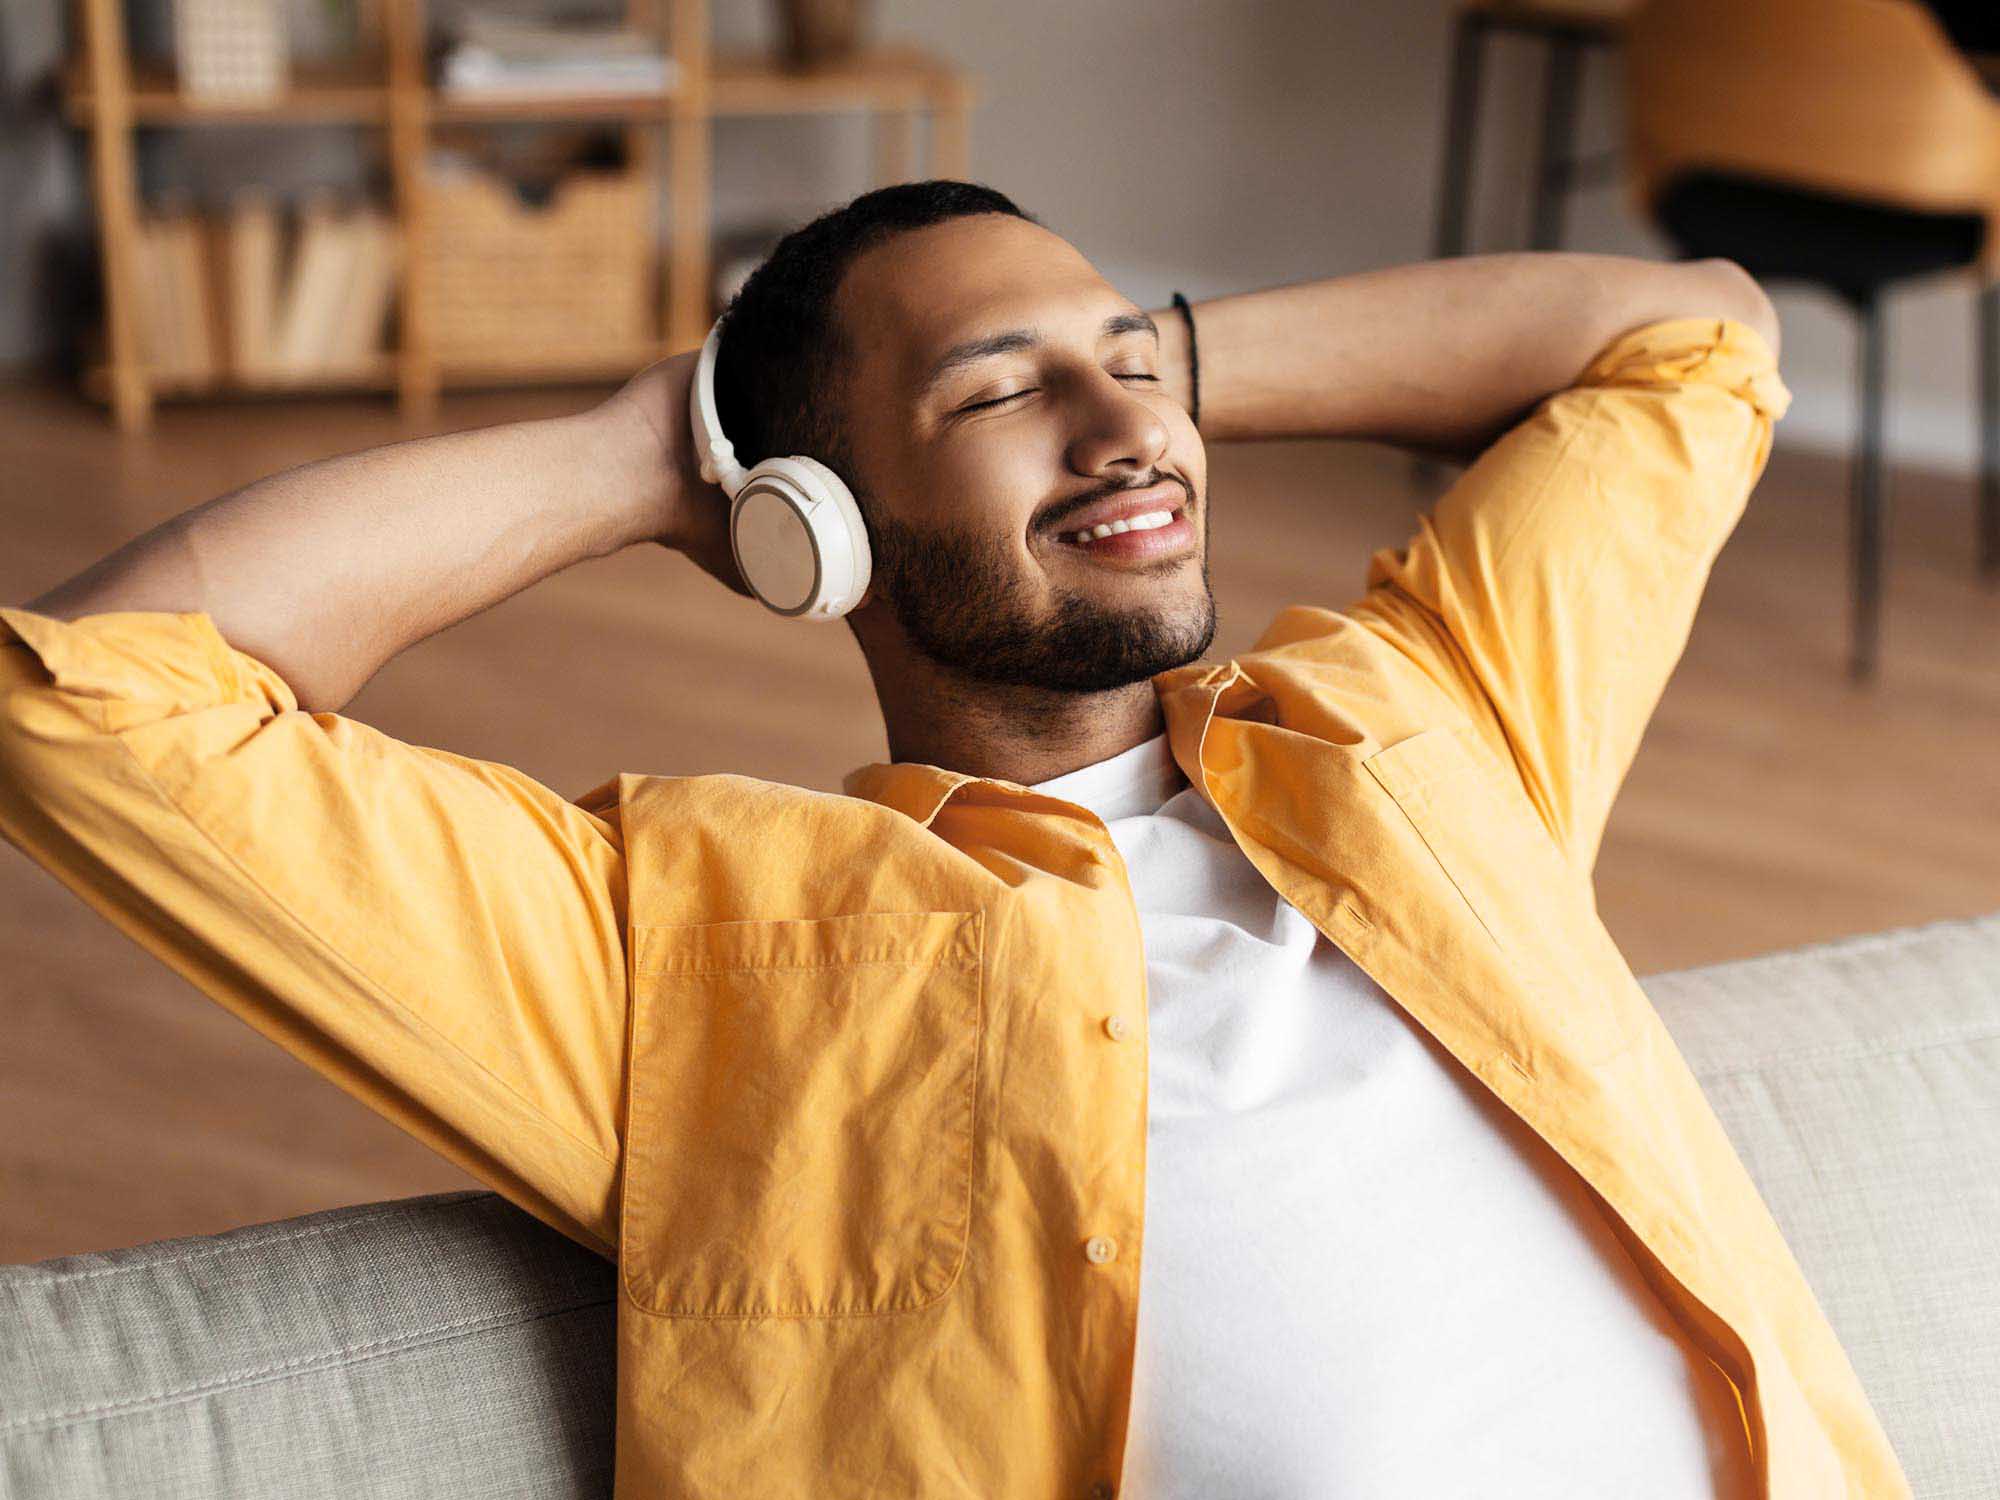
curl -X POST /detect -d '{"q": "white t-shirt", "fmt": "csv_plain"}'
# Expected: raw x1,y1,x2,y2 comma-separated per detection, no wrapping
1029,731,1755,1500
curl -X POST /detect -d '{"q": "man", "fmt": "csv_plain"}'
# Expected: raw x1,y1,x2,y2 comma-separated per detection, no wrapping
0,181,1909,1497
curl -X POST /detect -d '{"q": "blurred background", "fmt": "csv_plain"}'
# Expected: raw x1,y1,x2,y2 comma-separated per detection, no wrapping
2,0,1998,1259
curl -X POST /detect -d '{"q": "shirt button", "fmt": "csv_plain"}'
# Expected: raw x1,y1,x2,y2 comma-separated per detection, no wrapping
1102,1014,1129,1041
1084,1234,1118,1264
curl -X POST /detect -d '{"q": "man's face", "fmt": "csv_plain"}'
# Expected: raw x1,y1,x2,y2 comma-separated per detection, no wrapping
835,214,1215,693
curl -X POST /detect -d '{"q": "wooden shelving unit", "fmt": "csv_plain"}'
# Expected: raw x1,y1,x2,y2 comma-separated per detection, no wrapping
64,0,978,431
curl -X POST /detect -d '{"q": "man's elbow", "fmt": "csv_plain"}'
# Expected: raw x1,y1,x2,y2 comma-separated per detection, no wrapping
1693,257,1781,363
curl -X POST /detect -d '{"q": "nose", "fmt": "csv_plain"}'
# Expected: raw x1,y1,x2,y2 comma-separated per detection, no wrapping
1065,367,1172,482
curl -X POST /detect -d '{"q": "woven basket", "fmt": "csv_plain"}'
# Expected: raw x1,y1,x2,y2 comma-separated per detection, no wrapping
174,0,288,102
418,165,656,366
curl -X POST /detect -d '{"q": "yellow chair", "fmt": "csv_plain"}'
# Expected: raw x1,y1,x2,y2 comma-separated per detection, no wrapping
1625,0,2000,680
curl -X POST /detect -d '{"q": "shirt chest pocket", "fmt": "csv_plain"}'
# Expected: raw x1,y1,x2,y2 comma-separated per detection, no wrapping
1364,724,1632,1065
619,908,985,1320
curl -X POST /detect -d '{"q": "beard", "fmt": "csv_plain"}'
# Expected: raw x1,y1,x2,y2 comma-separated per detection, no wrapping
862,501,1218,693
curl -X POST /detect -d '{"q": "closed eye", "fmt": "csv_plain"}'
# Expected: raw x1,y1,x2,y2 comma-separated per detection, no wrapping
958,372,1160,414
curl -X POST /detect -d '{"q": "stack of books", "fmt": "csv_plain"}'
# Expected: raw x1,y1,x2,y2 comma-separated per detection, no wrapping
437,13,679,99
127,190,401,384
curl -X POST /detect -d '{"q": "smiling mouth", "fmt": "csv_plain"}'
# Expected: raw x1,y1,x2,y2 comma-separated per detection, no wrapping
1058,505,1185,545
1049,504,1196,564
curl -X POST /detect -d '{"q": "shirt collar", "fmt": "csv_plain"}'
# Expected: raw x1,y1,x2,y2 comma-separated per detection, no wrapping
839,659,1246,827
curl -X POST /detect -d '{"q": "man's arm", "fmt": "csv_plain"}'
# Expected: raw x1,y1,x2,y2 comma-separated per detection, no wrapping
1152,252,1779,461
21,354,729,715
1250,311,1790,875
0,351,751,1258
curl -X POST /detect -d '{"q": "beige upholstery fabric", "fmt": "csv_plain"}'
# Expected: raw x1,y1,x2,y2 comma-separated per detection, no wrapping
1646,911,2000,1498
3,910,1996,1497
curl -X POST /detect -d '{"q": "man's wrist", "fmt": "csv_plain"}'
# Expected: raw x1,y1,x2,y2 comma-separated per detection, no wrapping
589,387,688,553
1150,303,1195,420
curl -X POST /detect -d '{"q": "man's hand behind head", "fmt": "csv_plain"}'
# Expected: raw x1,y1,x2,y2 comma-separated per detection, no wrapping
602,351,755,600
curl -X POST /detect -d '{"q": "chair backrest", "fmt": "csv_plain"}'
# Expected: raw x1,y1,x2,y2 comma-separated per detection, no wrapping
1624,0,2000,273
4,910,1999,1497
1921,1,2000,54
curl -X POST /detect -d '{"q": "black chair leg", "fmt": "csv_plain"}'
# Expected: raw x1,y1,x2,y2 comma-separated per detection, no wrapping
1432,10,1488,261
1414,11,1491,497
1529,35,1585,251
1851,293,1889,682
1979,280,2000,579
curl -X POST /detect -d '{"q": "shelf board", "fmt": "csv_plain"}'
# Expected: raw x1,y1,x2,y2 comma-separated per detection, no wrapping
426,90,679,124
428,44,973,121
81,347,673,405
67,46,975,129
64,57,390,125
82,356,399,401
709,44,978,114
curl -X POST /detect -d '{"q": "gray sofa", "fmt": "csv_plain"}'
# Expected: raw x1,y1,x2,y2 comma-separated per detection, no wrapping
6,911,1999,1499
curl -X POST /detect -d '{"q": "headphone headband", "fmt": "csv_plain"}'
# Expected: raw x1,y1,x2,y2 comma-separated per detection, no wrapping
686,312,873,622
690,317,748,496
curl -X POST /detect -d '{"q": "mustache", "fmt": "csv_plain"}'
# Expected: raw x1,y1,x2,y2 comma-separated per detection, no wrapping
1035,470,1193,534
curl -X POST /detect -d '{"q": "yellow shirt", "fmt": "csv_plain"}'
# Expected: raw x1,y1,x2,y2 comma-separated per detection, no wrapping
0,315,1911,1499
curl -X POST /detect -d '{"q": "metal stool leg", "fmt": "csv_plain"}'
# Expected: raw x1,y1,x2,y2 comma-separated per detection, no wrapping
1432,10,1488,260
1979,280,2000,579
1529,34,1585,250
1851,293,1888,682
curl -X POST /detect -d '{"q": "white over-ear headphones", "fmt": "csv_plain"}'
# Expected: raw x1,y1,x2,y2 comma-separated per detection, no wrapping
688,315,872,620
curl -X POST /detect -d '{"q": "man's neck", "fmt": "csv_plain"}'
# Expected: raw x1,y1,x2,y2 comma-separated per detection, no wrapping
864,649,1166,786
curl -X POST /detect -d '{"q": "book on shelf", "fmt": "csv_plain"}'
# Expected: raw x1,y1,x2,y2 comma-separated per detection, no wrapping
323,208,401,369
125,203,215,381
133,200,207,383
122,192,401,386
131,214,179,379
271,192,359,375
168,213,215,378
268,196,402,374
438,14,679,98
225,190,281,377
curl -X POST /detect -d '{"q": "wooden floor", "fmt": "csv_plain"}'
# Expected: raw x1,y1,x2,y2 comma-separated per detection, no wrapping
4,376,1998,1261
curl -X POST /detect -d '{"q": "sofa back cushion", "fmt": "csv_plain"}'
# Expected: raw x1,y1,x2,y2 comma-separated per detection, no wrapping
0,1191,616,1498
1644,910,2000,1498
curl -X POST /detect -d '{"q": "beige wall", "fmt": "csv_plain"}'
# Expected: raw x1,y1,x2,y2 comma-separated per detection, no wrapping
6,0,1991,476
835,0,1986,478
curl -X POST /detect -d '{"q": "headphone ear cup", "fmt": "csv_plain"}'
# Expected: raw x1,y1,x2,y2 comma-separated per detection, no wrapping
787,456,872,605
728,466,818,616
727,457,872,620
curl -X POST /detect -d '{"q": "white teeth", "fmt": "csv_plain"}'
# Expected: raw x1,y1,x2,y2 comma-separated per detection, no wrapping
1069,508,1178,544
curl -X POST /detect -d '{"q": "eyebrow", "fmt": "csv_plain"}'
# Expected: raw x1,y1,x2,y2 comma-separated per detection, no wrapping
917,308,1160,401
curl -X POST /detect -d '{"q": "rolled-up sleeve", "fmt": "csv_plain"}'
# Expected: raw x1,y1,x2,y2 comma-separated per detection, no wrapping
1263,314,1790,877
0,606,627,1257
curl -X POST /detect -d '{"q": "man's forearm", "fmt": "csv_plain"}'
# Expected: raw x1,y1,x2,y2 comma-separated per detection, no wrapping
1153,252,1780,459
22,396,672,715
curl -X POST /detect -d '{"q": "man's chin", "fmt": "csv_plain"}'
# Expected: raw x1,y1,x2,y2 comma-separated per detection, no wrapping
900,617,1205,693
962,595,1217,694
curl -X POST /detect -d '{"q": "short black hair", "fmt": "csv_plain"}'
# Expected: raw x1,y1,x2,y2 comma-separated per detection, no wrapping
712,180,1039,483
